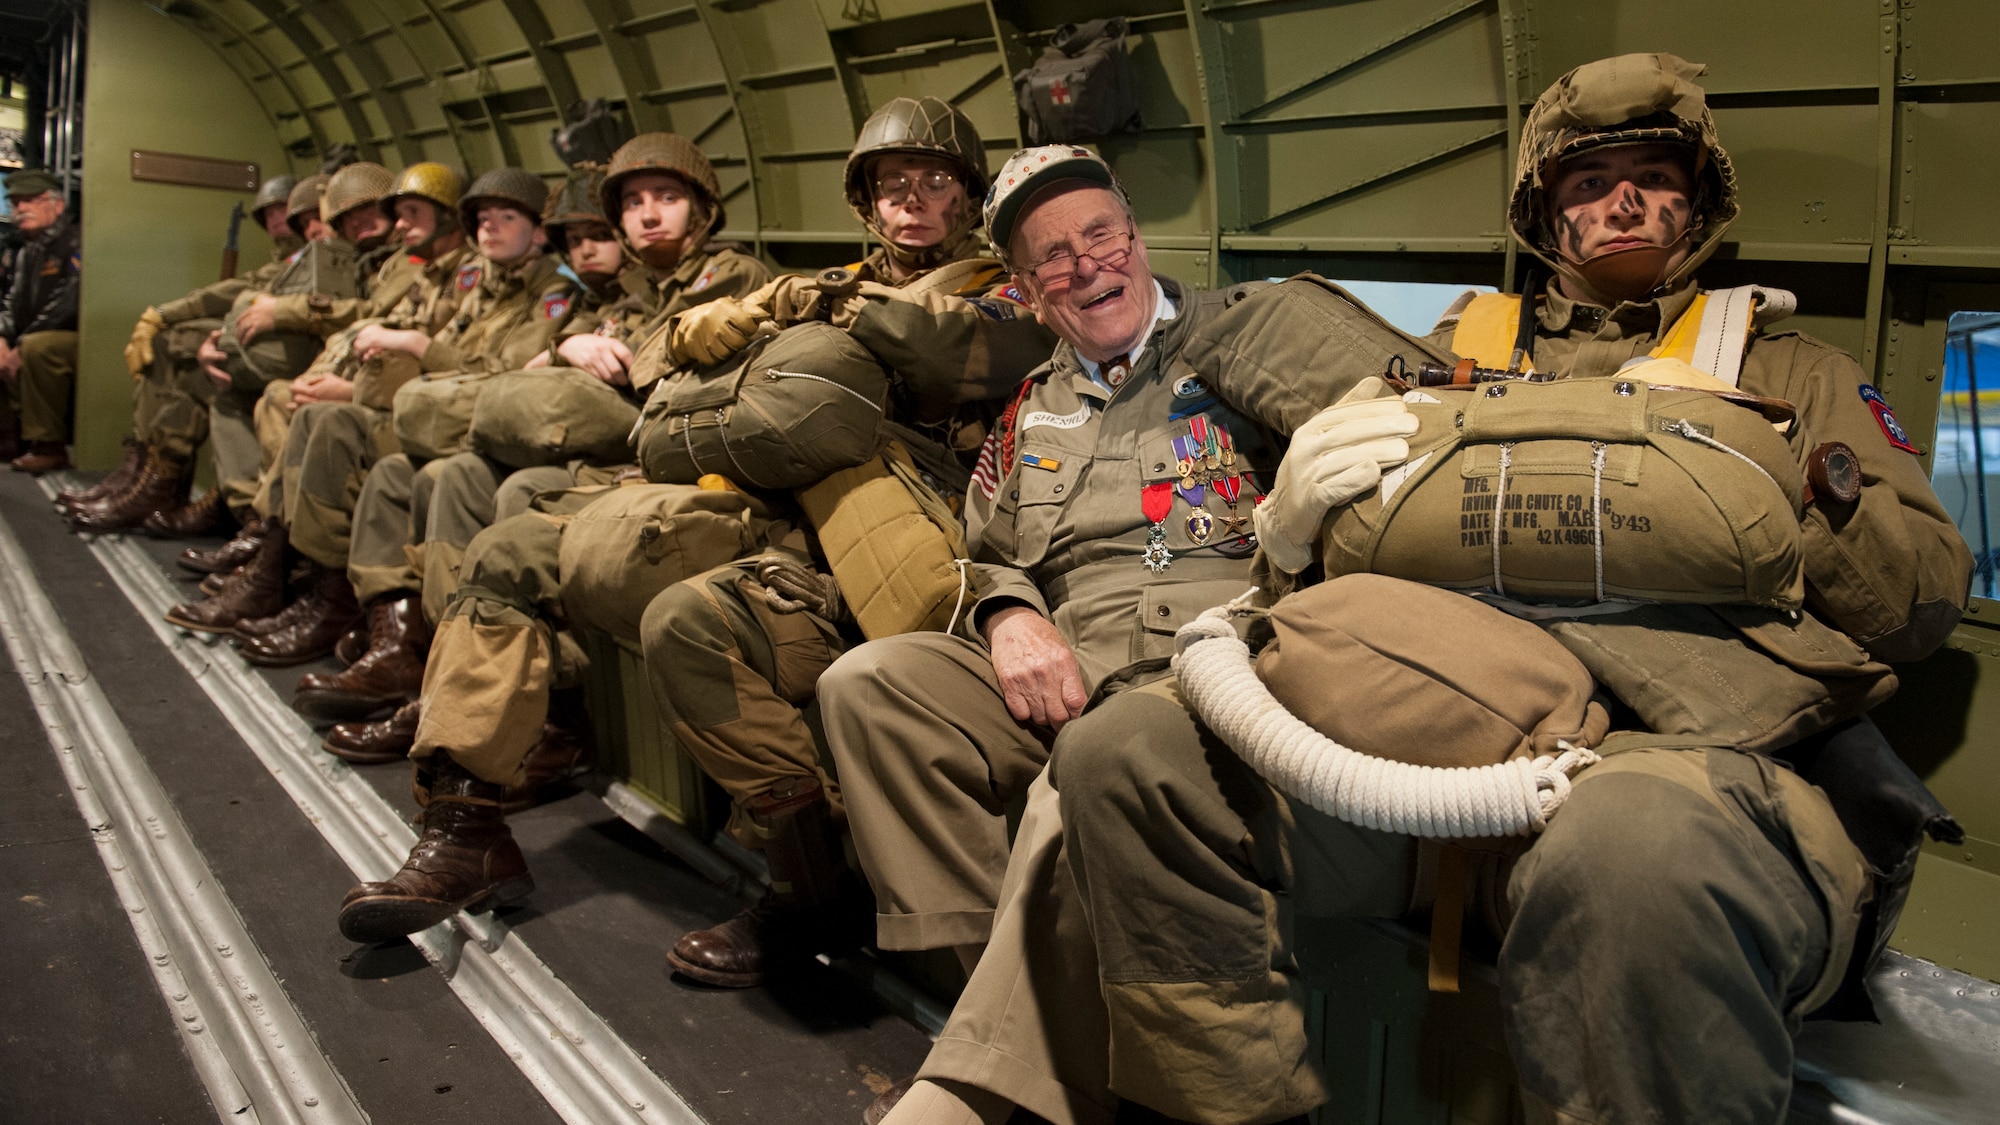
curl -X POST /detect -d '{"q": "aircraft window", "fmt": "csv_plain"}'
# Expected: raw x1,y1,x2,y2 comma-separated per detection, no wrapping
1931,311,2000,598
1323,280,1497,337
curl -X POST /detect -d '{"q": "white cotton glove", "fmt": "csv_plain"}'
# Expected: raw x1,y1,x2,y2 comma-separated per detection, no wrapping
1254,376,1420,575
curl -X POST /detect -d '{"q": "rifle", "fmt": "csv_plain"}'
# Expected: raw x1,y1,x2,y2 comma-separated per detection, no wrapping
220,201,244,280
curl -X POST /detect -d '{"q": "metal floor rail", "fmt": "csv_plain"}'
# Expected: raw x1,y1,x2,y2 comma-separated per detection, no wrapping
0,508,368,1125
38,476,705,1125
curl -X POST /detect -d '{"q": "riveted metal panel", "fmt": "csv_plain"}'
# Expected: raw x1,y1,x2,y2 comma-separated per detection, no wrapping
1718,102,1880,247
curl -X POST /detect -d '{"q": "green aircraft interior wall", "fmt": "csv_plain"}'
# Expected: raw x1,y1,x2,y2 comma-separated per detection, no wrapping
76,0,292,474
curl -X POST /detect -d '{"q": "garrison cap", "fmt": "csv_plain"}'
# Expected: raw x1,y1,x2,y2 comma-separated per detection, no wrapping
5,168,62,200
982,145,1121,265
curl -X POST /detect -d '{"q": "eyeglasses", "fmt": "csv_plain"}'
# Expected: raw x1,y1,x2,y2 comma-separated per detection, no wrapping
874,169,959,205
1028,226,1135,286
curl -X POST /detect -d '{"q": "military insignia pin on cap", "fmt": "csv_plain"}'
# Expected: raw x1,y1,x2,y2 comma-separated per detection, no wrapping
983,146,1118,264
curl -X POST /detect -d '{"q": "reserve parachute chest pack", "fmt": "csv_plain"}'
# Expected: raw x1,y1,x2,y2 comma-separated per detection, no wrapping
635,321,889,490
1320,369,1806,609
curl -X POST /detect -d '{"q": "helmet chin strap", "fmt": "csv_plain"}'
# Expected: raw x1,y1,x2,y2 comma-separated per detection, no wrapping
1556,229,1693,306
873,198,983,274
635,239,685,271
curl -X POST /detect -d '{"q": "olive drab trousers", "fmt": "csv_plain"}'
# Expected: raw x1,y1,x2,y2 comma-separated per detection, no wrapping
910,671,1870,1125
14,330,78,444
248,379,296,521
639,557,847,845
132,320,222,464
285,401,394,570
409,454,587,624
411,505,583,787
817,633,1056,953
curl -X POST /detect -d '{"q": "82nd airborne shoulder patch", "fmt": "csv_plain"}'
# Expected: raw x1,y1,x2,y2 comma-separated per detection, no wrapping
1860,384,1921,454
541,293,571,321
457,263,482,291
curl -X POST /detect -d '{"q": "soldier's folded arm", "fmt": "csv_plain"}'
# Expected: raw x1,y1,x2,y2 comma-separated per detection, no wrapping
846,285,1056,403
157,277,252,324
1769,336,1975,661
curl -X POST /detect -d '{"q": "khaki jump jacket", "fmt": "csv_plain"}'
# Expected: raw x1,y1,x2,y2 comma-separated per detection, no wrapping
964,277,1282,694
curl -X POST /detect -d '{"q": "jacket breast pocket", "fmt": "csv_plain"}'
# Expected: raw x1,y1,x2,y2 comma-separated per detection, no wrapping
993,445,1085,566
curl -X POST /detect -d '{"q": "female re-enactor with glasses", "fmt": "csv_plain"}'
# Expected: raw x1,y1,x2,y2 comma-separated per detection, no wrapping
612,96,1060,988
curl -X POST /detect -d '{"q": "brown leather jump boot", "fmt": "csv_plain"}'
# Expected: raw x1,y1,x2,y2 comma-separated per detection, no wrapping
400,705,592,813
179,518,266,574
323,700,422,764
237,562,362,667
10,441,70,474
57,435,146,510
667,776,858,988
291,593,429,720
335,620,369,666
337,755,532,943
166,521,290,633
143,487,234,539
70,449,190,532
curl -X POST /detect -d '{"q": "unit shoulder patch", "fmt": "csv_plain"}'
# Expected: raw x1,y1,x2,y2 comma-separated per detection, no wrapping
457,263,482,291
541,293,571,321
1859,384,1921,454
964,297,1020,321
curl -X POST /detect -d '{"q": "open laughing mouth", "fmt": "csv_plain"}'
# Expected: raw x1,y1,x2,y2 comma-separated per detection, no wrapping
1080,285,1125,311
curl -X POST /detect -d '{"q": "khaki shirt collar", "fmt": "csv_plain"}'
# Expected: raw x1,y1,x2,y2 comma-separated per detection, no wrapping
1054,274,1191,405
1538,279,1700,344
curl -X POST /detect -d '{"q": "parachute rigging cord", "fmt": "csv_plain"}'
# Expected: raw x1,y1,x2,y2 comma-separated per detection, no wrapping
1172,593,1599,838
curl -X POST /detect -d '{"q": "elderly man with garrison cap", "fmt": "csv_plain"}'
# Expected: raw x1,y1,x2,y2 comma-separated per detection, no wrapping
853,54,1971,1125
0,168,81,472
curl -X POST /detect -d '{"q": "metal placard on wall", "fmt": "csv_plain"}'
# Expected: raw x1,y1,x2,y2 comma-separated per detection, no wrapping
129,150,258,192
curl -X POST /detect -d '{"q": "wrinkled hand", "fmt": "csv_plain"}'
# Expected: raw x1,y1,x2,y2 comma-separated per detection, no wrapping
291,371,354,406
756,554,845,621
236,294,278,343
670,298,760,367
984,604,1087,731
125,307,166,377
1254,376,1419,575
197,330,231,389
557,333,635,385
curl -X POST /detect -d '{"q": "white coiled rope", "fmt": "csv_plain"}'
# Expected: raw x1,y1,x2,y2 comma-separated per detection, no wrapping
1172,594,1599,837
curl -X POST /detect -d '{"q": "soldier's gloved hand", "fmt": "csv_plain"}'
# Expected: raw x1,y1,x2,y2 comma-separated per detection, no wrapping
1255,376,1420,575
756,554,846,621
125,307,166,378
671,298,763,367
